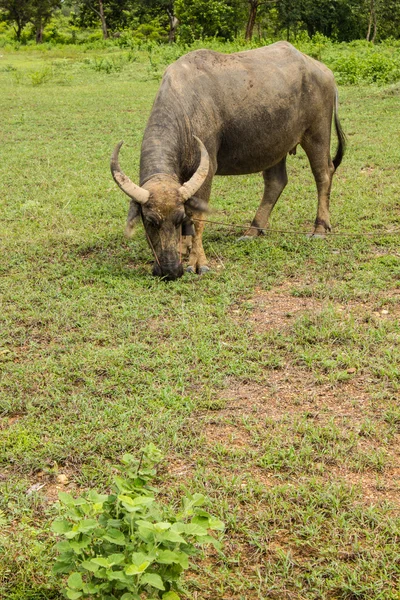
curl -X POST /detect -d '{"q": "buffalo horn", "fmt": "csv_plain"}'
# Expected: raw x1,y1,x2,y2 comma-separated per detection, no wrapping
179,136,209,201
110,141,150,205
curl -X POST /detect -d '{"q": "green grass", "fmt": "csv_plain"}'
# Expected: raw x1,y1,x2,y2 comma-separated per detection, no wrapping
0,41,400,599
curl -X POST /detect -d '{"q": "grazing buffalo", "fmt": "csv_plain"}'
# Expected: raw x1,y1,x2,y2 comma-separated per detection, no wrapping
111,41,345,281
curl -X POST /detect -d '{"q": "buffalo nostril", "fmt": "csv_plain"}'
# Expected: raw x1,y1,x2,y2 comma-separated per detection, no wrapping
152,263,162,277
152,263,183,281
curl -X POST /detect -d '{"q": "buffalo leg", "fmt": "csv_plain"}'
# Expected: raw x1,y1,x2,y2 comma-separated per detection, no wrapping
181,235,192,257
187,179,213,274
187,214,209,274
243,157,288,237
302,132,335,235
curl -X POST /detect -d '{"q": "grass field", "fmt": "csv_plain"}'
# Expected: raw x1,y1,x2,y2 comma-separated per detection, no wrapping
0,42,400,599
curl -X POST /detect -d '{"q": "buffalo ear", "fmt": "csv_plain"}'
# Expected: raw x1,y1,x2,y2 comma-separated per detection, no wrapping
185,196,209,213
124,200,141,237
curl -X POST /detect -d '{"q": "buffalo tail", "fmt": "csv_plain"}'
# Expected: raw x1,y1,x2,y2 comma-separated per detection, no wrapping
332,89,346,171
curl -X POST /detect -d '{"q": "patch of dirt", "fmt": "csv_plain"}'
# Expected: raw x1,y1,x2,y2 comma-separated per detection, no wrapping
370,247,400,259
203,421,251,448
231,282,400,332
0,414,24,429
332,464,400,508
200,282,400,509
209,369,369,422
360,166,375,174
166,456,195,481
25,469,78,504
44,482,72,503
199,365,400,507
187,538,263,600
232,282,325,331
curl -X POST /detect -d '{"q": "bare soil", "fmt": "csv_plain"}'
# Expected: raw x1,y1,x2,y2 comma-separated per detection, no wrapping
198,283,400,507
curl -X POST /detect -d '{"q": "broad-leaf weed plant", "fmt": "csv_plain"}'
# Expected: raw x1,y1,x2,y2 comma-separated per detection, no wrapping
52,444,224,600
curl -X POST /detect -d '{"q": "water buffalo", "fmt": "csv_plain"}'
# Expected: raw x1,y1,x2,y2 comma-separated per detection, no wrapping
111,41,345,281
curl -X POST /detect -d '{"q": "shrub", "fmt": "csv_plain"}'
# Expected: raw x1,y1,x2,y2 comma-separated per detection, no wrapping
362,52,400,83
84,55,127,73
86,31,104,44
133,23,166,44
291,31,332,61
333,53,361,84
333,50,400,84
30,67,53,85
52,444,224,600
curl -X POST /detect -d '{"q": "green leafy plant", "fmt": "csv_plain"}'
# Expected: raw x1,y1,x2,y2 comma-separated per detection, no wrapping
52,444,224,600
30,67,53,86
83,54,134,74
333,49,400,84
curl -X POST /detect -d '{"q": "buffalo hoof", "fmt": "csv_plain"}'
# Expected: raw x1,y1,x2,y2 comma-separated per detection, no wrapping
186,266,196,274
198,266,210,275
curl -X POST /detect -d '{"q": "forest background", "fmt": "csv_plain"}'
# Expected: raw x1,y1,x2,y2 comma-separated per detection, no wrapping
0,0,399,47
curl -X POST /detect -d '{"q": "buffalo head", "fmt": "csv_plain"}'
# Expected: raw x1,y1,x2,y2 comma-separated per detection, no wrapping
111,137,209,281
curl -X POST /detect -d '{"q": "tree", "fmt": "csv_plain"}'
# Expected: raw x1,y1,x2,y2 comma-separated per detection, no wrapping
376,0,400,40
245,0,258,40
245,0,278,41
140,0,179,43
276,0,301,40
366,0,377,41
175,0,237,42
68,0,175,39
68,0,134,36
96,0,108,38
276,0,368,43
132,0,179,43
70,0,110,38
167,8,178,42
0,0,62,43
31,0,61,43
0,0,33,40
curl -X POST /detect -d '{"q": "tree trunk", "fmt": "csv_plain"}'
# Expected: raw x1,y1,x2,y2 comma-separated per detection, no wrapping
245,1,258,41
35,18,44,43
167,9,178,44
366,0,377,42
14,21,22,41
98,0,108,39
366,0,372,40
371,5,377,42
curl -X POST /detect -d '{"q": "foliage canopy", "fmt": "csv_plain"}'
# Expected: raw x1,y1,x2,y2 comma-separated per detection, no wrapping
1,0,400,43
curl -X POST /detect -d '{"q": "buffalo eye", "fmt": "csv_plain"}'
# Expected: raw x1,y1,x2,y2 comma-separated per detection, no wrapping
144,215,161,228
172,212,185,229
